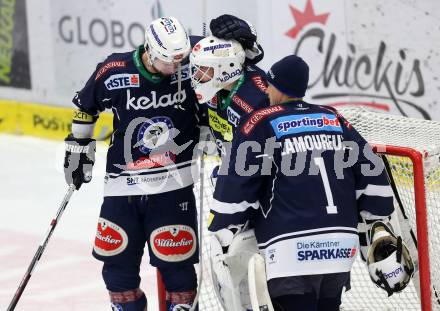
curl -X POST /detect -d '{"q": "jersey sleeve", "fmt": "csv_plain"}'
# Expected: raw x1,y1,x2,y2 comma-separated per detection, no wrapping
72,60,113,115
340,116,394,218
208,116,270,232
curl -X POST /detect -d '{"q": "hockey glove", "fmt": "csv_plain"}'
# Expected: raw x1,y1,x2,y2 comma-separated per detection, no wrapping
64,134,96,190
210,14,257,50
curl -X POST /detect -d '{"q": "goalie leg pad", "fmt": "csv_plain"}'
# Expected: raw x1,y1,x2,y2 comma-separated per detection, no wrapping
208,230,260,311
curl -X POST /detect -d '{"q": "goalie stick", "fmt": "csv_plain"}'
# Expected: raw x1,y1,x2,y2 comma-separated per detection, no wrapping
381,155,440,306
248,253,274,311
7,184,76,311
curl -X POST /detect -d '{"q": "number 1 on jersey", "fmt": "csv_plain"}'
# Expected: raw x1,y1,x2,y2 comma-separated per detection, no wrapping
314,157,338,214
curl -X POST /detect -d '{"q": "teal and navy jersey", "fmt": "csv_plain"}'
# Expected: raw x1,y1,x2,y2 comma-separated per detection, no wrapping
73,41,203,197
202,65,270,154
208,101,394,279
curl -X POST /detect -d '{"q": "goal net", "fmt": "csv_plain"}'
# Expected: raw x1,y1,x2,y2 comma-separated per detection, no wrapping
161,107,440,311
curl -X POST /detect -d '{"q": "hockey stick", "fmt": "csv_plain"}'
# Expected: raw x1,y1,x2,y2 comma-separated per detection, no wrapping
381,155,440,306
7,184,76,311
189,142,207,311
248,254,274,311
188,8,208,310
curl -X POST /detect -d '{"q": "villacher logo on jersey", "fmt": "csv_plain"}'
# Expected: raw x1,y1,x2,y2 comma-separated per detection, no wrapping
126,89,186,110
94,218,128,256
150,225,197,262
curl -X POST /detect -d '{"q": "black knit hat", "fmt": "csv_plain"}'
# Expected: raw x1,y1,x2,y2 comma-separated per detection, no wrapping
266,55,309,98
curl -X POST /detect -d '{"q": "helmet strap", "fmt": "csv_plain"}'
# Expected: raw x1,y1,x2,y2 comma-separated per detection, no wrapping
218,74,245,111
376,269,394,297
396,236,403,263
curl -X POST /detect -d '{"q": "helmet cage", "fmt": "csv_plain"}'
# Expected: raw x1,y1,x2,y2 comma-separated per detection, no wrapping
190,36,245,103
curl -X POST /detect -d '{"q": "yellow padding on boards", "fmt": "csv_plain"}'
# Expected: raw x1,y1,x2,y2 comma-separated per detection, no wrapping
0,100,113,142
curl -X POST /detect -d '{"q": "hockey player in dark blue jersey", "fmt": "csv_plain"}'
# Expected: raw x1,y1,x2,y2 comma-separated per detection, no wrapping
63,15,262,311
208,55,414,311
189,34,269,156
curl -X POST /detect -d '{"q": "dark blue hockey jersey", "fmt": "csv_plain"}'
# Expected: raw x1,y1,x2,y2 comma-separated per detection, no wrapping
202,65,270,154
73,43,202,196
208,101,394,279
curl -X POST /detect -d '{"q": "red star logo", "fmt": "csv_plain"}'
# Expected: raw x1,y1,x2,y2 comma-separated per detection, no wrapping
285,0,330,39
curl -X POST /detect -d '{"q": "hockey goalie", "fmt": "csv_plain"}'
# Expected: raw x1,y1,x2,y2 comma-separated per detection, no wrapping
207,54,415,311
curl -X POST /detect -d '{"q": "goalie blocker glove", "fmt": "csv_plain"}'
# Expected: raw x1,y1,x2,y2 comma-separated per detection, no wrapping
64,134,96,190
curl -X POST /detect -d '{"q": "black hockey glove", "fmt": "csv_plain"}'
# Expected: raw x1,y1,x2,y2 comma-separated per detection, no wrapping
64,134,96,190
210,14,257,50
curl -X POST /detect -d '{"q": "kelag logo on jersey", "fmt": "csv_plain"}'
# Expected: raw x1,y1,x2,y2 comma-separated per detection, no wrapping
296,239,357,262
105,73,139,90
126,89,186,110
271,113,342,138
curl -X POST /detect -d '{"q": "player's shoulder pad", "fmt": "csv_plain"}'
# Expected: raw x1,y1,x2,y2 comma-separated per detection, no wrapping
240,105,285,136
317,105,353,130
94,52,132,81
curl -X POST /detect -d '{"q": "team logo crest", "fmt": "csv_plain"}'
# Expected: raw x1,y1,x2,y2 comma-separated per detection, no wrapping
137,116,174,154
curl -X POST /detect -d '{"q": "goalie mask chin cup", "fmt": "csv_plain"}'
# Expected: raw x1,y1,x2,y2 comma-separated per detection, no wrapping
190,36,245,103
144,17,190,74
366,222,415,296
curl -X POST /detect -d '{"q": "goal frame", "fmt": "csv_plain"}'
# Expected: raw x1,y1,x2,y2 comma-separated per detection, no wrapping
372,144,432,311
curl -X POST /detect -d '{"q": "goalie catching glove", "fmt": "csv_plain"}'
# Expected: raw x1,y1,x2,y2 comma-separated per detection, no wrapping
210,14,257,49
210,14,264,65
367,221,415,296
64,134,96,189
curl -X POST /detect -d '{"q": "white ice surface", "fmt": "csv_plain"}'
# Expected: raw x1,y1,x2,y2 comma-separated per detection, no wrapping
0,134,159,310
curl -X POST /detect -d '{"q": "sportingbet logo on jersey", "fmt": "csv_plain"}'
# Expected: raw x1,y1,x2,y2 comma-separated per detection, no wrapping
126,89,186,110
105,74,140,90
271,113,342,138
296,239,357,262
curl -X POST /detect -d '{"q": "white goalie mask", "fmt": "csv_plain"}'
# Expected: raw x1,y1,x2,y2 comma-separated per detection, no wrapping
367,221,415,296
190,36,245,103
144,17,190,75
